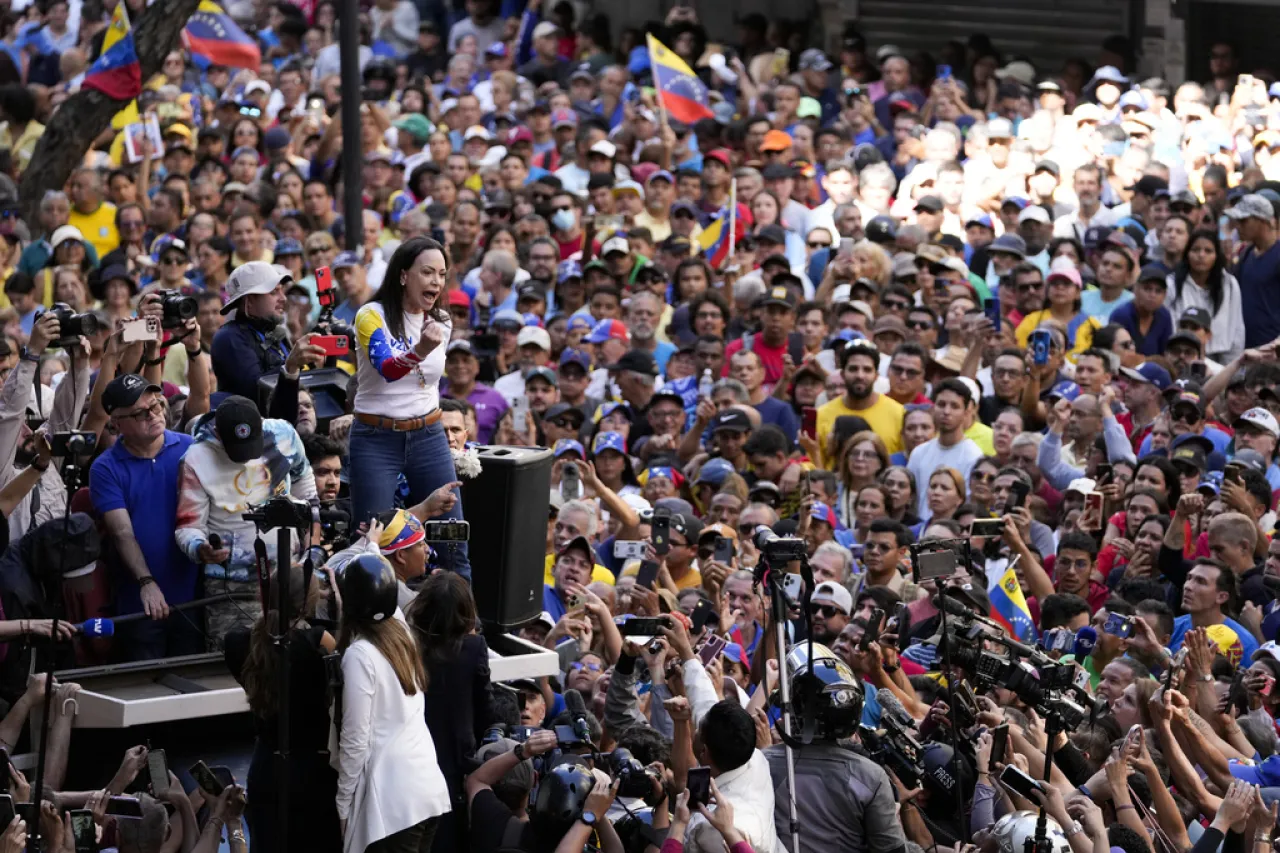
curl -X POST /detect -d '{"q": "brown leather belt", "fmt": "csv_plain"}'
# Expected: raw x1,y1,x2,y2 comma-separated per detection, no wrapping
356,410,442,431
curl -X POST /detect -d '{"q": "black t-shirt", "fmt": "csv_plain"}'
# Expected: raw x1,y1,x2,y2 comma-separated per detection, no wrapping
469,789,540,853
978,394,1016,426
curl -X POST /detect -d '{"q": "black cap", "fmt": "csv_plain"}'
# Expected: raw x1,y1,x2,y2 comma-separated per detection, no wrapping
761,162,796,180
668,512,704,541
103,374,162,415
214,395,265,463
914,195,944,213
516,283,547,302
756,224,787,246
709,409,752,433
544,402,585,426
604,350,659,376
1129,175,1170,197
1180,306,1212,330
865,215,897,244
1137,264,1168,283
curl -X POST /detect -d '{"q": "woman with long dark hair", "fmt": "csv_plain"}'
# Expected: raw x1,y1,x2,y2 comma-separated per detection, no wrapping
337,554,451,852
350,236,469,576
1166,228,1244,363
225,563,340,853
404,573,494,853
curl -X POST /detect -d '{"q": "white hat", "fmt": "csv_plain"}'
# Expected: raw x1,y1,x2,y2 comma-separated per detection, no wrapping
478,144,508,168
601,236,630,256
812,581,853,615
244,79,271,96
831,283,852,305
1065,477,1097,496
1239,407,1280,438
957,376,982,405
464,125,492,142
439,98,459,114
1018,206,1051,225
221,261,290,315
848,299,875,322
532,21,559,39
994,60,1036,86
516,326,552,351
589,140,617,159
612,180,644,199
50,225,84,249
621,493,652,514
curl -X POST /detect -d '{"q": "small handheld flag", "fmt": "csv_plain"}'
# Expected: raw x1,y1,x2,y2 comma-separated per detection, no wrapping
82,3,141,100
646,34,714,125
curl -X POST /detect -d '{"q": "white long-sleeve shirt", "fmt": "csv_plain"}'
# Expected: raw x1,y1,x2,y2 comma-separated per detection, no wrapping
1164,270,1246,364
335,615,451,853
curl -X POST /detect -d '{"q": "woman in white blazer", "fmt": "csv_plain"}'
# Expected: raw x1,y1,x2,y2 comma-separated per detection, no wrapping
336,553,452,852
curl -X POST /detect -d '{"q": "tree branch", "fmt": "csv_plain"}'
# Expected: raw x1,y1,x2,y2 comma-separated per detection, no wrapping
18,0,203,221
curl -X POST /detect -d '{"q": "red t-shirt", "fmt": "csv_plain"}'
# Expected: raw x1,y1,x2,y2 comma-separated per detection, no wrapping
556,232,585,260
723,335,787,387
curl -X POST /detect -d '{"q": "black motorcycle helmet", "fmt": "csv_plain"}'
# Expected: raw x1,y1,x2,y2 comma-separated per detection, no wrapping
338,553,399,622
531,762,595,836
785,642,864,741
865,215,898,245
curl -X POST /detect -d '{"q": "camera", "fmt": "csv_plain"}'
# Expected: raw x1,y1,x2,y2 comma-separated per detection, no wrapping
46,303,101,346
424,520,469,542
603,748,660,801
751,526,807,563
160,291,198,329
242,495,317,531
318,503,352,551
51,430,97,457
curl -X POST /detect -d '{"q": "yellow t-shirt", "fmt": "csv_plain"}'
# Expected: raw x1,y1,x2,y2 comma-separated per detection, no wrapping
0,120,45,173
68,203,120,258
543,552,616,587
966,420,995,455
816,393,905,468
621,562,702,591
1014,309,1100,359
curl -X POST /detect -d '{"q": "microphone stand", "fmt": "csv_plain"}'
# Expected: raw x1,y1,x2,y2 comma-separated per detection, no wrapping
1025,711,1065,853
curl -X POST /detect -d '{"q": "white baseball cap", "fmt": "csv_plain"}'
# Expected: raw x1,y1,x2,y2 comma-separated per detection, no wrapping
589,139,617,159
221,261,290,315
516,326,552,351
812,581,853,615
1018,206,1051,225
601,236,630,256
244,79,271,96
1239,407,1280,438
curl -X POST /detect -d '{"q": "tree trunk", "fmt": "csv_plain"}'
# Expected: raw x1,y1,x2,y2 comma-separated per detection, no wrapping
18,0,204,222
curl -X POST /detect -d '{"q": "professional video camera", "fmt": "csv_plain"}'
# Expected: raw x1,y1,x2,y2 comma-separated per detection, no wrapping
243,495,317,532
601,748,662,801
318,502,352,552
750,525,808,565
46,303,100,347
159,291,198,329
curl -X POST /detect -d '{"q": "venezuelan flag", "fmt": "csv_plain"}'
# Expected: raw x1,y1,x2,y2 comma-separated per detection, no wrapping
697,209,731,269
183,1,261,70
646,34,714,124
987,565,1038,644
82,3,141,100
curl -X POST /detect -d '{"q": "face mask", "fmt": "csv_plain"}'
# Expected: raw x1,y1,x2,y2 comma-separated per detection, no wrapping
552,209,575,232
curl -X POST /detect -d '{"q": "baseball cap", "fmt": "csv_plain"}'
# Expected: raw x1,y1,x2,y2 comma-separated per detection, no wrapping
1238,407,1280,438
333,251,361,271
585,319,630,344
988,234,1027,258
762,284,797,309
446,339,476,357
694,458,736,487
516,326,552,351
551,109,578,129
1137,264,1168,284
810,502,839,529
559,347,592,371
557,260,583,284
812,580,853,614
592,431,627,455
605,350,659,376
760,130,793,152
532,20,559,39
1225,194,1275,221
704,149,732,168
601,236,630,256
490,308,525,329
525,366,558,388
1180,307,1212,330
987,118,1014,139
553,438,585,458
915,195,944,213
221,261,290,314
1234,449,1270,473
872,314,908,337
1170,442,1207,472
798,48,832,72
1120,362,1171,390
274,237,303,258
1033,160,1061,177
475,739,535,794
103,374,162,415
589,140,617,159
544,402,585,427
214,395,265,464
1047,380,1081,402
394,113,434,143
710,409,752,433
756,224,788,246
1129,175,1169,197
1018,206,1051,225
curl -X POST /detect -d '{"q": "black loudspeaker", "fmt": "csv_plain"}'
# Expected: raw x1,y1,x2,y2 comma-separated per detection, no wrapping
461,445,553,629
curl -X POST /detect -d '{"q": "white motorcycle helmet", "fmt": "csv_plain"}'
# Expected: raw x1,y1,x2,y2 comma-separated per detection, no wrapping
990,810,1072,853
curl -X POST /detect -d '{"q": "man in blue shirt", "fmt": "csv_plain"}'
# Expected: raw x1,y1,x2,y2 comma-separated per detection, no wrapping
1168,557,1259,664
542,535,595,621
1227,194,1280,349
89,375,200,661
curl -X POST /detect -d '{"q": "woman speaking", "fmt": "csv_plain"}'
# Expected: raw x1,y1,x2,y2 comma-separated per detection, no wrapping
336,553,451,852
351,236,469,578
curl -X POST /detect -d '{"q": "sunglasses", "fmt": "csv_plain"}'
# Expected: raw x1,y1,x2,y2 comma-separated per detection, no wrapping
1172,409,1201,424
907,320,934,330
810,604,844,618
570,661,602,673
808,241,832,249
882,299,910,311
1015,282,1043,293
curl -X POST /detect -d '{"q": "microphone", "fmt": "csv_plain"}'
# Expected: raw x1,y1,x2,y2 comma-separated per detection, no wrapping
876,687,917,729
78,618,114,637
564,688,592,744
209,534,222,550
1072,626,1098,659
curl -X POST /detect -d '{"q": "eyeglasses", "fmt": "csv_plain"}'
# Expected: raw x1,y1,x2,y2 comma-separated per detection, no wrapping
1015,282,1043,293
1059,558,1091,570
882,299,910,311
809,604,844,619
971,471,995,483
889,364,923,378
117,400,164,423
993,367,1024,379
570,660,602,673
1117,339,1136,350
907,320,934,330
864,541,895,553
160,256,186,266
1172,409,1201,424
308,247,332,256
848,449,880,460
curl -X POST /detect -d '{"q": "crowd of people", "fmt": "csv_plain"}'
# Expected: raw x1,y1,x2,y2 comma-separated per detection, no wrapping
1,0,1280,851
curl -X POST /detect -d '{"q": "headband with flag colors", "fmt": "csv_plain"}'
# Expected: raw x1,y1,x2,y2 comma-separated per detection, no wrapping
638,466,685,488
646,33,714,124
82,3,141,100
378,510,425,554
183,1,262,70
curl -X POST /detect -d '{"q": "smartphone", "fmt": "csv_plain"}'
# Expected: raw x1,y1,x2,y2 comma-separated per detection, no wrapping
554,724,585,746
783,572,803,602
71,809,96,853
121,316,159,343
561,462,582,501
1084,492,1104,531
147,748,169,797
892,602,911,640
619,617,665,637
105,797,144,818
1224,465,1243,486
423,520,469,541
969,517,1004,537
1187,360,1208,381
315,265,335,307
1123,723,1143,753
690,598,717,633
0,747,7,795
189,760,224,798
0,795,12,831
984,296,1001,333
837,238,855,260
801,406,817,440
509,725,539,743
614,540,646,560
650,514,671,556
1005,480,1031,513
697,634,727,666
1095,463,1113,486
770,48,790,80
1262,675,1276,697
860,607,884,651
14,801,34,827
687,767,712,808
1103,612,1134,638
713,536,735,564
1166,646,1188,689
635,559,660,589
1030,329,1052,365
989,723,1009,770
556,637,581,673
510,394,530,427
311,334,349,357
999,764,1042,800
937,64,952,81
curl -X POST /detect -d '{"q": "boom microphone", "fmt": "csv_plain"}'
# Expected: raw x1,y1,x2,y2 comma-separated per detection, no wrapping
1072,626,1098,659
564,688,593,744
876,687,917,729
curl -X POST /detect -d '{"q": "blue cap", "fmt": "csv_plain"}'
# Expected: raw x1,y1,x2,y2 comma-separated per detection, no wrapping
646,169,674,185
274,237,303,257
557,260,582,283
585,318,628,344
1090,65,1129,86
559,348,592,370
522,312,544,327
722,642,747,665
553,439,585,458
491,308,524,328
597,401,632,422
1000,196,1030,210
1047,380,1081,402
230,145,259,162
484,41,507,57
592,431,627,455
566,315,594,333
965,213,993,229
333,251,361,270
1118,90,1148,110
1120,362,1172,390
671,200,699,216
694,457,735,486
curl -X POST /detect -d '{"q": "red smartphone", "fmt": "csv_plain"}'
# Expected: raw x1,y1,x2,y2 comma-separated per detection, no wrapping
311,335,350,357
801,406,817,440
315,265,335,308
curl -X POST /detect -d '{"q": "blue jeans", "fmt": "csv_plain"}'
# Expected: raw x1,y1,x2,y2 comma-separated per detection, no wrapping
348,419,471,580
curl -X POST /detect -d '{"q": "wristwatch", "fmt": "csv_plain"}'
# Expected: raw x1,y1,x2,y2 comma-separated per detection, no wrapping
579,812,597,828
1200,674,1214,683
19,346,40,363
513,743,526,761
